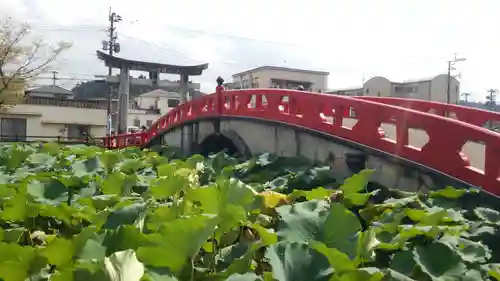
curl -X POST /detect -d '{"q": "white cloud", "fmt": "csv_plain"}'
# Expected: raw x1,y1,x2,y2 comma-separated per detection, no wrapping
1,0,499,99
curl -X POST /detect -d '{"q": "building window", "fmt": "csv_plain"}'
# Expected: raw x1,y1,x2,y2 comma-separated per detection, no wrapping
146,120,153,127
67,125,90,140
54,94,71,99
366,88,369,94
133,119,140,127
0,118,26,141
394,86,416,95
167,99,180,107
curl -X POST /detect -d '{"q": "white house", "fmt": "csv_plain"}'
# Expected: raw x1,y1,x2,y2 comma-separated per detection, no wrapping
128,89,181,129
327,74,460,103
227,66,329,92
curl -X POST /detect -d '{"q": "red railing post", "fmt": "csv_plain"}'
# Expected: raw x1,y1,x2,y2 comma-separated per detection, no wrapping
215,77,225,134
216,76,225,116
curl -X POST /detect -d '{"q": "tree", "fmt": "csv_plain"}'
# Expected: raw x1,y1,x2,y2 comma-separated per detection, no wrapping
0,17,71,106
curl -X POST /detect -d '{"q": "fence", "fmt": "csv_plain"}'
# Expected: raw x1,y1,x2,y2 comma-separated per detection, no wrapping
0,135,105,146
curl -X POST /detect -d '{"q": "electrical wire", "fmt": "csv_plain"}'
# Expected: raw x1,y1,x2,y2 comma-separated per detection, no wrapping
17,23,454,92
29,24,450,62
27,23,449,71
117,34,210,63
29,23,299,47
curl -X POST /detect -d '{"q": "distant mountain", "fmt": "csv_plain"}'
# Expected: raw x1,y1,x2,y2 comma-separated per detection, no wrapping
71,80,206,100
72,80,151,99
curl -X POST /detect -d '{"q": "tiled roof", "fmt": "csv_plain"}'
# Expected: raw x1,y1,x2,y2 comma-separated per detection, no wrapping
139,89,183,99
26,85,73,95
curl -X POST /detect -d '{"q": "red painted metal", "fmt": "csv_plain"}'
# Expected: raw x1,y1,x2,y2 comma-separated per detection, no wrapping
356,96,500,127
104,132,147,149
105,88,500,195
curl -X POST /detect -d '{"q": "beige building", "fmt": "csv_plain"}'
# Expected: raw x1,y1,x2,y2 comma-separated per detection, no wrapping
128,89,181,129
227,66,329,92
0,97,108,141
328,74,460,103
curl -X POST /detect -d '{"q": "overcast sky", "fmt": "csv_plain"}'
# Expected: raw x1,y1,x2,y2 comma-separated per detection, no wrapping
1,0,499,101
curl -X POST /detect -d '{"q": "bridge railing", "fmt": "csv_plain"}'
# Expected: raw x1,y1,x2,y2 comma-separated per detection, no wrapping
105,85,500,195
355,96,500,129
217,88,500,194
103,132,148,149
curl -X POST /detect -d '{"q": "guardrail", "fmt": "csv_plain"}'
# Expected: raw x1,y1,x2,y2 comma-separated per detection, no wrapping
102,132,147,149
0,135,105,146
22,97,108,110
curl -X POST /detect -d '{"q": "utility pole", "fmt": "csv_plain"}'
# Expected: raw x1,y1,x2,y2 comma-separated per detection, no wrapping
486,89,498,111
461,92,471,103
102,7,122,134
486,89,498,129
446,53,466,105
51,71,58,86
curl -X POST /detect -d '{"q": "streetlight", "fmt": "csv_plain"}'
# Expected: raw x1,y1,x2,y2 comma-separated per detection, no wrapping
446,54,466,104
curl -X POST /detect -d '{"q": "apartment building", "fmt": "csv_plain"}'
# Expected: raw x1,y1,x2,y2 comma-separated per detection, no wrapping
227,66,329,92
327,74,460,103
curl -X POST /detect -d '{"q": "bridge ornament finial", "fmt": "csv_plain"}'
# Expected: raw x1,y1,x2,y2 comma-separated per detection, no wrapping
216,76,225,94
216,76,224,86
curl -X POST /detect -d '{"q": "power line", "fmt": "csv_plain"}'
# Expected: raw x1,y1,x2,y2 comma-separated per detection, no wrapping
32,24,106,28
29,24,453,62
25,23,455,91
29,23,449,67
51,71,58,85
118,34,208,63
31,77,99,81
29,23,298,47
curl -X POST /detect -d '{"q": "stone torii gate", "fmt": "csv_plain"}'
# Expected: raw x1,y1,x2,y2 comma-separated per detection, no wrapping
96,50,209,134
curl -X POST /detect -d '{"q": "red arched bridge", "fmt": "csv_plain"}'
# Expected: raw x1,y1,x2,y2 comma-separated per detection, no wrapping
104,84,500,196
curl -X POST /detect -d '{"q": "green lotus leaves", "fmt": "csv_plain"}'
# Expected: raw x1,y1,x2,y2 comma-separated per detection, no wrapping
0,143,497,281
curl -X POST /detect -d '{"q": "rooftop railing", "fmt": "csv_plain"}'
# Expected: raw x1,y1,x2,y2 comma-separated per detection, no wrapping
21,97,108,109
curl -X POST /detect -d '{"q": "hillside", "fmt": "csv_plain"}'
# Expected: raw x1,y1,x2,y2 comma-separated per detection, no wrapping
71,80,206,100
